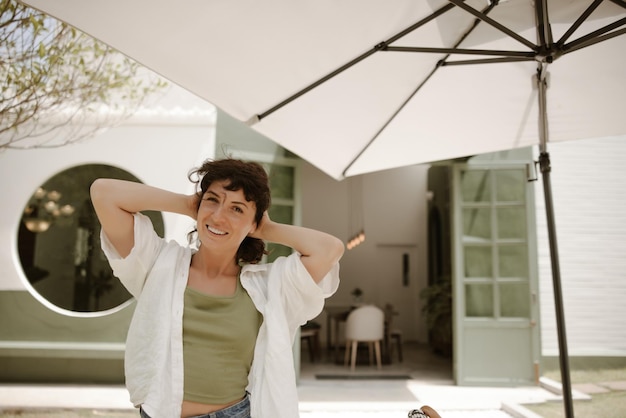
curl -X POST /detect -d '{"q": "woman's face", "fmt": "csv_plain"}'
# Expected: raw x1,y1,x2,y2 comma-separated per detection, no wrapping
197,180,257,251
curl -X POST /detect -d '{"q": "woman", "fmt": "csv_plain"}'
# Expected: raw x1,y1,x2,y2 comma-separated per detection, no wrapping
90,158,344,418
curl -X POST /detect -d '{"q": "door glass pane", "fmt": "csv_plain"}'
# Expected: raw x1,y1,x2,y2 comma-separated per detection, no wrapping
500,282,530,318
496,207,526,239
267,164,295,199
461,170,491,202
495,170,525,202
463,208,491,241
498,245,528,278
269,204,293,225
267,205,294,262
464,246,492,277
465,283,493,317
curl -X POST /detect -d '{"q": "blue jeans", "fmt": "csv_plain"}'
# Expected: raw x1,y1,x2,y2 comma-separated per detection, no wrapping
140,394,251,418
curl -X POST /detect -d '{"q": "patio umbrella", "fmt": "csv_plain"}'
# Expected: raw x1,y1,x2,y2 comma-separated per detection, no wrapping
19,0,626,416
19,0,625,178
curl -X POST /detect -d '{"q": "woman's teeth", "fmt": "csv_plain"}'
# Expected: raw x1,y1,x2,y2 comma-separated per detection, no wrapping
207,225,227,235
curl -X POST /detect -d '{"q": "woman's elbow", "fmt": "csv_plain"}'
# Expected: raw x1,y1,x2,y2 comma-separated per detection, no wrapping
90,178,124,217
90,178,111,202
328,236,345,264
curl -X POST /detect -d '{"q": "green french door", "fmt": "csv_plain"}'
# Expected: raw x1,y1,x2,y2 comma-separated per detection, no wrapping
453,164,540,386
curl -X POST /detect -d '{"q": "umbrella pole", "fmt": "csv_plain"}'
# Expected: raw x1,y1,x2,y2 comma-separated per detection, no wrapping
537,66,575,418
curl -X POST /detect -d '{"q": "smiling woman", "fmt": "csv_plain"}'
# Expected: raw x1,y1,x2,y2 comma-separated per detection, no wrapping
17,164,164,315
89,157,344,418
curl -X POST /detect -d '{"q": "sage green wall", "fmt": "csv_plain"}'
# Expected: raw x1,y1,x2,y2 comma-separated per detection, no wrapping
215,109,294,159
0,291,134,383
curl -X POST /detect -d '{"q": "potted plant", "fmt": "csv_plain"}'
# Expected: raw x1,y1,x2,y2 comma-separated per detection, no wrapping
420,276,452,357
350,287,364,304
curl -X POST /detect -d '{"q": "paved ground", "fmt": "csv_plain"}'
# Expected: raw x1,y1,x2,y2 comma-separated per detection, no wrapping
3,343,623,418
0,379,559,417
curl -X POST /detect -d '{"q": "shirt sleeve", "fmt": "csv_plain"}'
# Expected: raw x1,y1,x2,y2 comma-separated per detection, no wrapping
100,212,164,298
243,254,340,418
272,253,340,337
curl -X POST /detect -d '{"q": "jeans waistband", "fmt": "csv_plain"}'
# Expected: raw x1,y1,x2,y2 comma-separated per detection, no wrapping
140,393,250,418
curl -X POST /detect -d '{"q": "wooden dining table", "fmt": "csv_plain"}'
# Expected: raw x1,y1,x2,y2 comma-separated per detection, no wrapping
324,305,353,363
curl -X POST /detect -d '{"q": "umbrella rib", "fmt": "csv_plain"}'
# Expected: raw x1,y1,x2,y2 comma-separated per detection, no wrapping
535,0,554,50
562,19,626,54
447,0,537,50
255,3,456,121
556,0,604,46
384,3,456,44
442,56,536,65
254,48,378,121
609,0,626,9
385,46,534,58
341,64,440,178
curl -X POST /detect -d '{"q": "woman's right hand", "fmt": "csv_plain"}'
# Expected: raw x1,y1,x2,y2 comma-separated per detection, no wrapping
91,179,199,257
186,193,201,220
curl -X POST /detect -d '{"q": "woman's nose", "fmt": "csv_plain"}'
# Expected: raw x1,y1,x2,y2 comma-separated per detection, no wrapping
211,205,226,221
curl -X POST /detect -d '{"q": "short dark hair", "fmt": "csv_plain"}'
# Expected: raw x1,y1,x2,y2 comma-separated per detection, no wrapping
188,158,271,264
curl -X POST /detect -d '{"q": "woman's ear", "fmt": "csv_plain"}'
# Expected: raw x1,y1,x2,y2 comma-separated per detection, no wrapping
248,221,257,236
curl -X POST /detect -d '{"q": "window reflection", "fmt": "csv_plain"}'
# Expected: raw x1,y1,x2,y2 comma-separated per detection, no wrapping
463,207,491,241
460,170,491,202
463,246,492,277
465,283,494,317
18,164,164,314
499,282,530,318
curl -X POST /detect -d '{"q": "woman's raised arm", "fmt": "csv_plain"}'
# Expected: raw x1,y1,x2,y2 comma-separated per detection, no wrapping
90,179,197,258
249,212,344,283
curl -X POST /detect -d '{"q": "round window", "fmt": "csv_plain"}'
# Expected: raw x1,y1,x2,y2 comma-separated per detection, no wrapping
17,164,165,315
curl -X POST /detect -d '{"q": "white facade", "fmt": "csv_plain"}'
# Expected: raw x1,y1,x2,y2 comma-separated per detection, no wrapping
0,85,216,293
534,136,626,357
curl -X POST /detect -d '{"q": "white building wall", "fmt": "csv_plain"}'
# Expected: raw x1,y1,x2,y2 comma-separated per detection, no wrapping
0,91,216,292
535,136,626,357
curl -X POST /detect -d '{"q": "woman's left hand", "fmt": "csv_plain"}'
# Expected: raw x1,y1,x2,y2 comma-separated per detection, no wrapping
245,210,344,283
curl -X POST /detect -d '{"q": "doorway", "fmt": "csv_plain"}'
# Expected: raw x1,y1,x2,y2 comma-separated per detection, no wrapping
425,149,541,387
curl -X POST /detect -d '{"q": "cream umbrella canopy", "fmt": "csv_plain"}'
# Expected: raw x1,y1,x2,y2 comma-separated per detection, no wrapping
18,0,625,179
19,1,626,416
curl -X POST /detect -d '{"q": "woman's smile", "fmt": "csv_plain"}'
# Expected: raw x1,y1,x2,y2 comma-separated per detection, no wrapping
206,225,227,236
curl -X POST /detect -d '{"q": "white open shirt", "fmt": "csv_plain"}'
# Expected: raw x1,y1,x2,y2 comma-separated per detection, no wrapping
101,213,340,418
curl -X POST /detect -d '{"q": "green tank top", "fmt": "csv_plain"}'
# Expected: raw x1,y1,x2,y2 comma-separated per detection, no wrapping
182,278,262,404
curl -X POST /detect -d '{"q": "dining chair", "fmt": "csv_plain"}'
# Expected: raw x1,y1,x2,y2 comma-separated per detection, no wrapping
343,305,384,371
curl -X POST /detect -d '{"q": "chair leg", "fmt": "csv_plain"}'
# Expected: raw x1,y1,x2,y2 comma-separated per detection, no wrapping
350,341,358,372
344,340,351,366
313,332,320,361
305,336,315,362
368,342,374,366
374,340,382,370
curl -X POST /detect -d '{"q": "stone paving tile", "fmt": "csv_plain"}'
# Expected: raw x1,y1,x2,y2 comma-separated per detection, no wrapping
573,383,611,394
599,381,626,391
300,410,512,418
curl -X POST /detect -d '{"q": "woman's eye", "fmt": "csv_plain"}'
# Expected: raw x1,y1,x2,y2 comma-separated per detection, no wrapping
233,206,244,214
